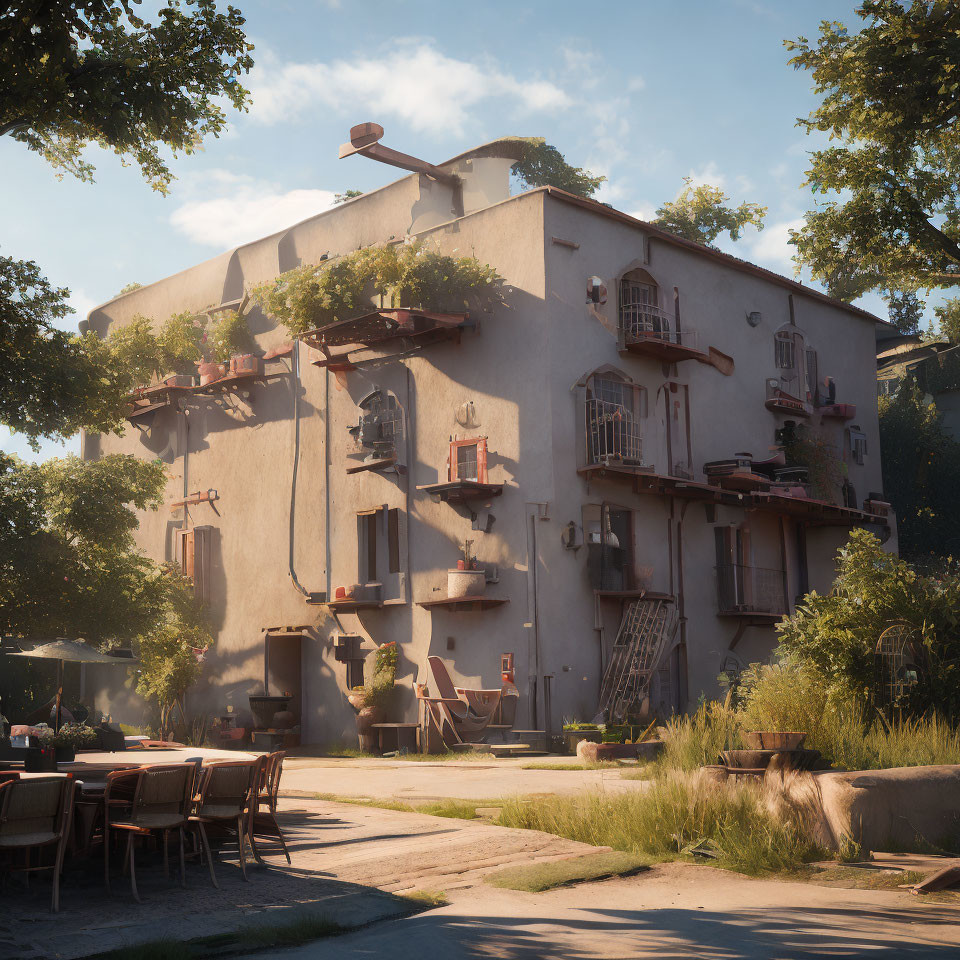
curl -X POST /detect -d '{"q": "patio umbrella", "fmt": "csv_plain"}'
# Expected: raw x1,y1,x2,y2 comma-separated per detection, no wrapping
6,638,138,731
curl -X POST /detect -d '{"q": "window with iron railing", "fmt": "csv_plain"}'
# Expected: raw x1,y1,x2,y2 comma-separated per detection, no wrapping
351,390,403,459
584,375,647,467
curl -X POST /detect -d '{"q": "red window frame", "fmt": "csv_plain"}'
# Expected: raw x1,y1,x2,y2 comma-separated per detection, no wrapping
447,437,488,483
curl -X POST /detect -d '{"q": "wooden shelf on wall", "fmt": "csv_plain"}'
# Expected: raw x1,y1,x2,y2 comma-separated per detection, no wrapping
416,479,504,503
417,595,509,612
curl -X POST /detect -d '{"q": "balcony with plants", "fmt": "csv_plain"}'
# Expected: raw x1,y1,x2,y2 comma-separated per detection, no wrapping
253,241,503,371
112,309,282,421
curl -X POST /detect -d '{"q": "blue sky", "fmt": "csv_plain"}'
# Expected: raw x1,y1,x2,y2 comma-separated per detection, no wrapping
2,0,897,462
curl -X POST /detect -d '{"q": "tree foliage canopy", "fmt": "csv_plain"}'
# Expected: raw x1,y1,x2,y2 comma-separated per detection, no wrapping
0,452,167,642
0,253,133,446
510,138,606,198
0,0,253,193
878,378,960,559
652,181,766,246
787,2,960,305
776,529,960,716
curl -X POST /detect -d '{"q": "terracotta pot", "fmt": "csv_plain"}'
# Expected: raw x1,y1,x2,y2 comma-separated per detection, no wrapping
356,705,384,752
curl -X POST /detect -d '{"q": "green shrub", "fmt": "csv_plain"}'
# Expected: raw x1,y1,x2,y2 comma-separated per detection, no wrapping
776,529,960,715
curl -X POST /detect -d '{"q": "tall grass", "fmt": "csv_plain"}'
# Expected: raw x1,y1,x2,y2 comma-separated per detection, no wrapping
497,770,825,874
656,700,742,771
735,661,960,769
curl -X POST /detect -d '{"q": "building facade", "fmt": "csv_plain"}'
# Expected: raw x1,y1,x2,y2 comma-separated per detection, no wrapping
83,141,892,743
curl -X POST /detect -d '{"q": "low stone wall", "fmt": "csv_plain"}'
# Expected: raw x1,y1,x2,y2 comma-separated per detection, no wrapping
576,739,664,763
765,764,960,854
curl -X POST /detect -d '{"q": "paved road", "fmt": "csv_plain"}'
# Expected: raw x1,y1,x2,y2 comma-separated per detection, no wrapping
251,861,960,959
281,755,646,802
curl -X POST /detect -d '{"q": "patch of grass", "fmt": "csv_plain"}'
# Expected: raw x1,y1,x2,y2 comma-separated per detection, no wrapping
485,852,650,892
619,765,655,781
496,770,826,876
801,865,926,890
404,889,450,907
236,914,343,950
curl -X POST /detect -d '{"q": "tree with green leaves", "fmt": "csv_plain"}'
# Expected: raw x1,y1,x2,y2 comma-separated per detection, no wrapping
787,2,960,317
0,0,253,194
777,528,960,716
510,139,606,198
652,181,766,246
0,0,254,450
0,453,168,643
878,378,960,559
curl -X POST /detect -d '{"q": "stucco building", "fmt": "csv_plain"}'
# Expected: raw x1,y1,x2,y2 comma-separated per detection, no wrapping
82,137,892,744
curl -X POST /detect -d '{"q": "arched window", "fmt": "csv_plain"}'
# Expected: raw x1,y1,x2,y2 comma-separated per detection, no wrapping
619,268,669,341
584,371,647,466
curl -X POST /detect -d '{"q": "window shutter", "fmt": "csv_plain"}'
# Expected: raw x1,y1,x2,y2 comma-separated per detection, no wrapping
178,529,196,580
193,526,213,607
476,438,488,483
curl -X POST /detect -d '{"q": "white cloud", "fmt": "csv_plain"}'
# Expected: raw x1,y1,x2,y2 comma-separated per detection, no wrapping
170,171,337,248
247,41,573,135
686,161,728,189
628,205,657,223
747,217,804,270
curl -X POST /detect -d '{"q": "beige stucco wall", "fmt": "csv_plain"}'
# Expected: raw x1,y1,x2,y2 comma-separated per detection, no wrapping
87,160,889,743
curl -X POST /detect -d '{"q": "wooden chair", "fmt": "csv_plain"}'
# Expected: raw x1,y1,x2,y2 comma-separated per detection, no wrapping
105,764,194,902
189,759,261,888
417,656,502,748
0,776,75,912
248,751,291,865
102,766,144,890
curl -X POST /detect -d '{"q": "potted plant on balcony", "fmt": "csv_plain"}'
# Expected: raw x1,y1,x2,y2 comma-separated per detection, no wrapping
347,642,398,752
447,540,486,599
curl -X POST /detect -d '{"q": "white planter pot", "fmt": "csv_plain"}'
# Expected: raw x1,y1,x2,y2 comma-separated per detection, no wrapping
447,569,486,599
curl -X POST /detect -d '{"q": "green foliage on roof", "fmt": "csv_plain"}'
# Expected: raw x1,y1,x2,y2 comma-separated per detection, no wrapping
509,138,606,199
254,241,503,336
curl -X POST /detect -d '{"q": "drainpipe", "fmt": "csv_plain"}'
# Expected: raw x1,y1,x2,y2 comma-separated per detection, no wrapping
525,511,543,729
674,497,691,710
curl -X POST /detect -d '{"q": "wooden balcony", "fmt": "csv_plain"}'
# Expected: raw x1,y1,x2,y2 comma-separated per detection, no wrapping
301,309,472,370
417,479,504,503
618,305,706,363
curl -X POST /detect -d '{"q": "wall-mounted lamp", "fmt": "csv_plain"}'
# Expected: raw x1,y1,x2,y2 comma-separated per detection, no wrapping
747,311,762,327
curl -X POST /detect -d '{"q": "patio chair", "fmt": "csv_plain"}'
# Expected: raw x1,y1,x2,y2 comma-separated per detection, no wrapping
105,764,194,903
249,750,291,865
189,758,261,888
0,776,75,911
417,657,502,748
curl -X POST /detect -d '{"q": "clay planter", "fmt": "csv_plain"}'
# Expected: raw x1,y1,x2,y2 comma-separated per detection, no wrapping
447,568,486,598
272,710,296,730
743,731,807,751
355,705,384,753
